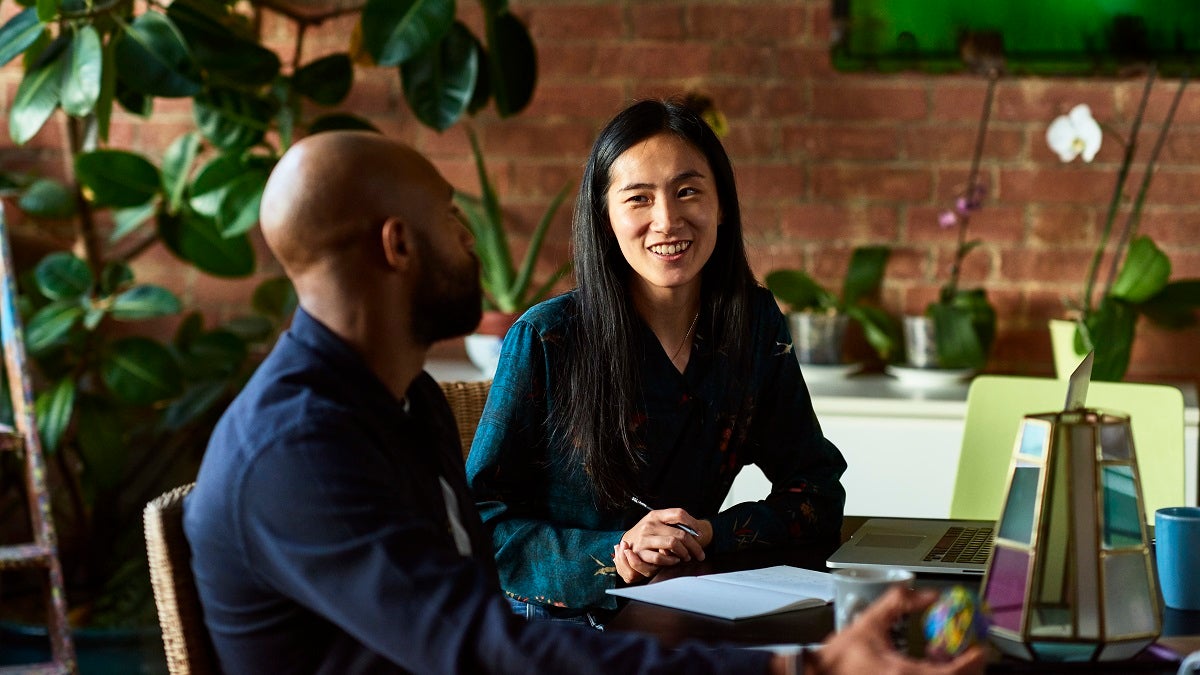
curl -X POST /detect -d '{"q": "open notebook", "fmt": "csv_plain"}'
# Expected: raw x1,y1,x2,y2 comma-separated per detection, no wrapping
827,353,1095,576
606,565,833,620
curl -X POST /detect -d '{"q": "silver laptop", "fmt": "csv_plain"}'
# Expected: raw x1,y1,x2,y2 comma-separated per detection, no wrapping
827,352,1096,576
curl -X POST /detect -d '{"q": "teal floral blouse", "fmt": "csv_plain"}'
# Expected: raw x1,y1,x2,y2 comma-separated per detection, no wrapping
465,287,847,612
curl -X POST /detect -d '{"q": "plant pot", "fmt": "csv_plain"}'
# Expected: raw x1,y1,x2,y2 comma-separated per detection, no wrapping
902,315,939,368
787,312,849,365
466,311,520,379
0,620,166,675
1049,318,1088,379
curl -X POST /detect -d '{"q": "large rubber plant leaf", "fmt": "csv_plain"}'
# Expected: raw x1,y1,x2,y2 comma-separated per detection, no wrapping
841,246,889,307
252,275,297,320
102,336,183,405
110,285,182,320
75,149,161,208
25,300,83,354
158,210,255,278
361,0,454,67
0,8,43,67
35,0,58,22
167,0,280,86
35,377,75,454
110,201,158,243
484,10,536,117
929,302,985,370
113,11,201,97
293,53,353,105
1139,280,1200,330
400,21,478,131
178,329,245,380
17,178,75,218
1082,296,1137,382
60,24,101,116
215,170,268,237
8,37,67,144
188,153,243,217
99,261,134,296
35,251,90,300
764,269,834,312
161,131,202,214
1110,235,1170,304
193,88,274,151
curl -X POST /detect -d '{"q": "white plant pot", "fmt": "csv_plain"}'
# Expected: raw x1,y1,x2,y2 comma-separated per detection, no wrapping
464,334,503,379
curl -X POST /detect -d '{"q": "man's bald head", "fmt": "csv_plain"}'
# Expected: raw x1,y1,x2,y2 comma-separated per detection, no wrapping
259,131,450,277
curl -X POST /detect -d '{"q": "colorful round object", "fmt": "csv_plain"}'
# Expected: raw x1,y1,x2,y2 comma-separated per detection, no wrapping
923,586,990,661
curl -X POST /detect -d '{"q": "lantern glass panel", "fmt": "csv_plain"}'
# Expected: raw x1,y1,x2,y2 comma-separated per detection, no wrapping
1103,552,1157,636
1102,465,1142,549
1030,643,1097,661
1099,423,1131,460
999,462,1041,545
1018,420,1050,458
984,546,1031,632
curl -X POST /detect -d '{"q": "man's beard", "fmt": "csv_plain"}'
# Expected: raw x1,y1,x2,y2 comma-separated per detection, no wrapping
410,248,483,346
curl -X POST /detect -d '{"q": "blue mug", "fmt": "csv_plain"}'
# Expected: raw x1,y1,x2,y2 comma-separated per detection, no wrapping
1155,506,1200,610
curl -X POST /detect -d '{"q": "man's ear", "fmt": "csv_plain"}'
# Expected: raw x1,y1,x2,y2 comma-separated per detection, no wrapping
381,216,411,270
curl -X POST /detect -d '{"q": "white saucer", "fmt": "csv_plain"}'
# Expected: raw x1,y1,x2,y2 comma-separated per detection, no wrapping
799,362,863,383
885,364,975,387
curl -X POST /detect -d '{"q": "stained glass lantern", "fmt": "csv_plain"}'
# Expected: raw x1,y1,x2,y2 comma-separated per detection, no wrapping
981,407,1160,661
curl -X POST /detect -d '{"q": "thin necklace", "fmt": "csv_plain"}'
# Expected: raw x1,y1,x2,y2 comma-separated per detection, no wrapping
671,311,700,361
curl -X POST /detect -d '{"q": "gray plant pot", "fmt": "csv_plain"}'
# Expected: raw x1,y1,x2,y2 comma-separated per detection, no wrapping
788,312,849,365
903,315,939,368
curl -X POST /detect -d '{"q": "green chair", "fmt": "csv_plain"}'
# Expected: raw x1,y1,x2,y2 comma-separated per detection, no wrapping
950,376,1185,523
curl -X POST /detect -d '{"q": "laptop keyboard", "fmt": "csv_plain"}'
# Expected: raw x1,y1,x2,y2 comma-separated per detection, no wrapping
923,527,994,564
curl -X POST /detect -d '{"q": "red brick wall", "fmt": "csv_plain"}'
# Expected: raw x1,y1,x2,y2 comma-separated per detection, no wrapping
3,0,1199,384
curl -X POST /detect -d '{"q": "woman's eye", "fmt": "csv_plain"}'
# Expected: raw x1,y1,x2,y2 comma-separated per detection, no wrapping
626,194,650,204
678,187,698,198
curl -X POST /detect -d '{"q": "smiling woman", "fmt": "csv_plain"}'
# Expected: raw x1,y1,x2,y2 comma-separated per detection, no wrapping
465,98,848,625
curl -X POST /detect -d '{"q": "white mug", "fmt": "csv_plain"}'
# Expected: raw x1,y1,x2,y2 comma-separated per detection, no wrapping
832,567,915,631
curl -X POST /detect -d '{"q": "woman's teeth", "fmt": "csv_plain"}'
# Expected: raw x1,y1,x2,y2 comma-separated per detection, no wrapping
650,241,690,255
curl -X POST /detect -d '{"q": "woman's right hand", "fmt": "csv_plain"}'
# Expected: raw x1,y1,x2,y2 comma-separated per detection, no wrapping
615,508,708,583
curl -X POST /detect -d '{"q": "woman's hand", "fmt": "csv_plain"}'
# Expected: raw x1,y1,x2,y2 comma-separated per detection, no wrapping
614,508,709,584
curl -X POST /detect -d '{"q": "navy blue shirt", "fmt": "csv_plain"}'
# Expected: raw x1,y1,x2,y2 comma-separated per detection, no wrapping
184,307,770,674
468,288,847,611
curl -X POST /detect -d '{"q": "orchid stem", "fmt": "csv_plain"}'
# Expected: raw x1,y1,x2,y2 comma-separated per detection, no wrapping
1102,70,1189,296
1082,67,1155,315
943,70,997,303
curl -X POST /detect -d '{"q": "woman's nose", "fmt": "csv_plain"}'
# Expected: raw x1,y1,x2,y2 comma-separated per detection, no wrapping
650,199,679,233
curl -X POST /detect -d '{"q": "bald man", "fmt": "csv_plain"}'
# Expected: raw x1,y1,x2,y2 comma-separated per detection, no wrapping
183,132,984,675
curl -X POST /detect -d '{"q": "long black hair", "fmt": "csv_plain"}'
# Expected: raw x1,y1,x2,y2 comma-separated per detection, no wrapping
551,98,758,510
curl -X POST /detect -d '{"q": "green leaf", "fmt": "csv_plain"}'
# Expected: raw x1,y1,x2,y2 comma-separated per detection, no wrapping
18,178,75,218
180,329,245,379
306,112,380,134
167,0,280,86
9,38,67,144
76,396,126,491
114,11,201,97
35,377,75,454
485,11,536,117
35,252,90,299
174,311,204,351
35,0,56,22
845,303,899,361
457,128,513,303
75,149,161,208
400,21,479,131
99,261,134,295
1140,280,1200,329
293,53,353,106
841,246,890,307
189,154,242,217
361,0,455,67
160,380,227,431
110,201,158,243
764,269,835,312
161,131,202,214
223,315,273,342
94,35,116,141
114,80,152,116
929,302,985,369
1111,236,1170,304
251,276,296,320
102,337,183,405
1082,296,1137,382
26,300,83,353
215,170,267,237
110,285,182,320
0,9,43,68
60,24,101,116
158,210,255,278
509,180,570,309
193,88,275,151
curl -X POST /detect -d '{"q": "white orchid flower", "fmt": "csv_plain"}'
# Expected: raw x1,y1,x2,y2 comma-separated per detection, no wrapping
1046,104,1103,163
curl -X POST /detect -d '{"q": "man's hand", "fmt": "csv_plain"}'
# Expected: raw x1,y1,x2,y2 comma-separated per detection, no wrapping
808,586,988,675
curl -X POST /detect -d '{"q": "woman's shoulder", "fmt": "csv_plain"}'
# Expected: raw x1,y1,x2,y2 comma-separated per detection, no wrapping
747,284,785,322
515,291,578,336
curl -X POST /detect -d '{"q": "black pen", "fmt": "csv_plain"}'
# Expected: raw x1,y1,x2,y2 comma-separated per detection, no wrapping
630,496,701,537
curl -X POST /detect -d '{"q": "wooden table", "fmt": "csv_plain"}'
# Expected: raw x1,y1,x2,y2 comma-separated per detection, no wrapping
606,517,1200,673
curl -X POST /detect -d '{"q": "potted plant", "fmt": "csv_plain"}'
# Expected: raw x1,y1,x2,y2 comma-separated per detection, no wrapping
0,0,542,665
454,129,572,377
1044,71,1200,381
764,245,898,376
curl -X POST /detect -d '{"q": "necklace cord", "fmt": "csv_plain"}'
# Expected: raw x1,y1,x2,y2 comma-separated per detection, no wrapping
671,312,701,361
